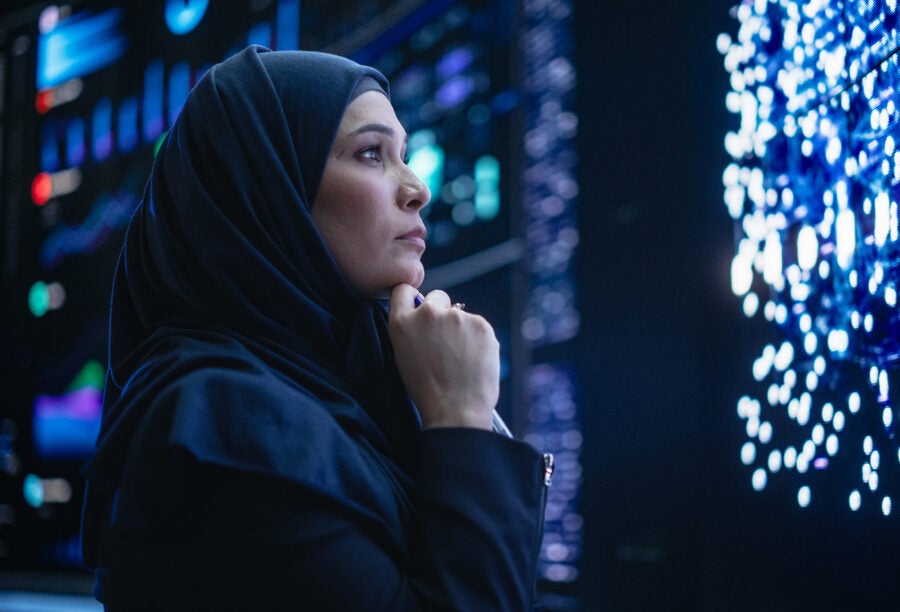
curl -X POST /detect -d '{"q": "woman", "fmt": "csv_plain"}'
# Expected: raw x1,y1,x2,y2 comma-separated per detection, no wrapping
81,45,551,610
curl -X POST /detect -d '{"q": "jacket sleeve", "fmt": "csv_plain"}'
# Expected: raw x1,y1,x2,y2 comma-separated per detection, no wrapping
408,428,549,610
95,428,549,611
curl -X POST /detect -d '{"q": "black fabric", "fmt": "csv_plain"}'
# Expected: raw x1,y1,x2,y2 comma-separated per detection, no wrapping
82,45,417,557
80,45,547,610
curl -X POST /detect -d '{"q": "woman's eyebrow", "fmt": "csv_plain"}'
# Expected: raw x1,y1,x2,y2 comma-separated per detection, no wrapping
349,123,410,146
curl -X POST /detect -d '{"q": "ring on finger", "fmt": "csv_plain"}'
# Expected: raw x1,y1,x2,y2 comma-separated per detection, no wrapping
451,302,466,311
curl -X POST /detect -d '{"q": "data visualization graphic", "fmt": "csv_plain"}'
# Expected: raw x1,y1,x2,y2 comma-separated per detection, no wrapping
721,0,899,515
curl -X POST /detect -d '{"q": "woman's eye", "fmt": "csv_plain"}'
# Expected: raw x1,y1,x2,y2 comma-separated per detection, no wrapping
359,146,381,162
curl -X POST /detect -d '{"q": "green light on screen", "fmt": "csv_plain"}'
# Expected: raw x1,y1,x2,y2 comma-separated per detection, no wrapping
154,131,169,157
408,130,444,199
29,281,49,317
474,155,500,220
67,359,106,391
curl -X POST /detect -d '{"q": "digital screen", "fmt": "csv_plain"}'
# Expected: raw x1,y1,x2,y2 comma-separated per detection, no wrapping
720,0,899,516
0,0,581,591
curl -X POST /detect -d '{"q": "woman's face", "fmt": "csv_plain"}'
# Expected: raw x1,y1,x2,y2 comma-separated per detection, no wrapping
312,90,430,298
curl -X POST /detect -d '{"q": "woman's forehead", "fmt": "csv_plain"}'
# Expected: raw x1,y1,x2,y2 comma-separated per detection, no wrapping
339,90,401,133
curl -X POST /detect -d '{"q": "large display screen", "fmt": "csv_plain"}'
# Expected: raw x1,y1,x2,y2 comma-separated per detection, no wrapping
720,0,898,516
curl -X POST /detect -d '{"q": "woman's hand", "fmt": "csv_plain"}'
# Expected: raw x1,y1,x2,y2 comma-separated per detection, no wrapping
389,284,499,430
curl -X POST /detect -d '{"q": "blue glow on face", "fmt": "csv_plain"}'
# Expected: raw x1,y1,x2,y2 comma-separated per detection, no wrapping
37,7,128,90
165,0,209,36
722,0,900,515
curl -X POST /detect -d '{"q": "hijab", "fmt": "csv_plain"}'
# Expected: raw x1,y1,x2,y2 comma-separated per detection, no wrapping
81,45,422,564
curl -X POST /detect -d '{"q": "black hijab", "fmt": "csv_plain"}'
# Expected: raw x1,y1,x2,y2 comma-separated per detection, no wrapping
81,46,421,563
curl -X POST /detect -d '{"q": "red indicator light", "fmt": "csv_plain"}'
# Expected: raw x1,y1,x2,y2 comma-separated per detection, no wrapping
35,90,54,114
31,172,52,205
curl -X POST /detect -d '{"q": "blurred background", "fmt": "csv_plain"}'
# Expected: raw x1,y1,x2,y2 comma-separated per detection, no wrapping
1,0,898,610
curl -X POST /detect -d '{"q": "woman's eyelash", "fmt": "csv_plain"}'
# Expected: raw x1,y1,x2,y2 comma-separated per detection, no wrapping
358,144,408,164
359,145,381,161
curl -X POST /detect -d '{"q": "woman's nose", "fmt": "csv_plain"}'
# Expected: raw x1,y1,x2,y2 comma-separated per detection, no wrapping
400,167,430,210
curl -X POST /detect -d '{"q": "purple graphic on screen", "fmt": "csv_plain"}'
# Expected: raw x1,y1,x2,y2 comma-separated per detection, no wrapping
33,386,102,458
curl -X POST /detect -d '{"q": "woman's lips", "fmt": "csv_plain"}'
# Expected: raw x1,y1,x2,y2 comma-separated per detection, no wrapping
398,227,427,250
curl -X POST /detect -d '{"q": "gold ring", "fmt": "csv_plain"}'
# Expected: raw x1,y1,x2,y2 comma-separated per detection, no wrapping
452,302,466,311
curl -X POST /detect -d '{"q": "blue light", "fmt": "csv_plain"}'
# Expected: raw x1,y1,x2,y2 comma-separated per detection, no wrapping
474,155,500,220
436,46,474,79
143,60,165,143
65,117,85,167
92,98,113,161
41,120,58,172
164,0,209,36
117,96,139,153
408,130,444,199
722,0,900,515
276,0,300,50
248,22,272,49
168,62,191,125
23,474,43,508
37,7,128,90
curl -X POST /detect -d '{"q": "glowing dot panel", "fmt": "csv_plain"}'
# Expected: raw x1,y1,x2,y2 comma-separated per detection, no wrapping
721,0,899,514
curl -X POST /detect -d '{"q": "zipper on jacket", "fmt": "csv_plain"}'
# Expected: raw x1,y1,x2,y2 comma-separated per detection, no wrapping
542,453,555,486
529,452,555,607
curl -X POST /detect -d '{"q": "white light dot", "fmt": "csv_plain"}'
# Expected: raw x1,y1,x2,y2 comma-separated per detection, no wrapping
804,332,818,354
826,434,839,456
752,468,768,491
813,356,826,375
850,490,861,511
768,449,782,472
784,369,797,389
869,471,879,492
883,497,892,516
849,392,861,413
746,418,760,438
827,329,849,353
806,371,819,391
784,446,797,469
741,441,756,465
803,440,816,460
812,424,825,445
871,450,881,470
743,292,760,317
797,393,811,426
864,435,874,455
833,410,845,431
863,462,872,482
822,402,834,422
798,486,811,508
758,421,773,444
885,408,894,428
767,384,780,405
